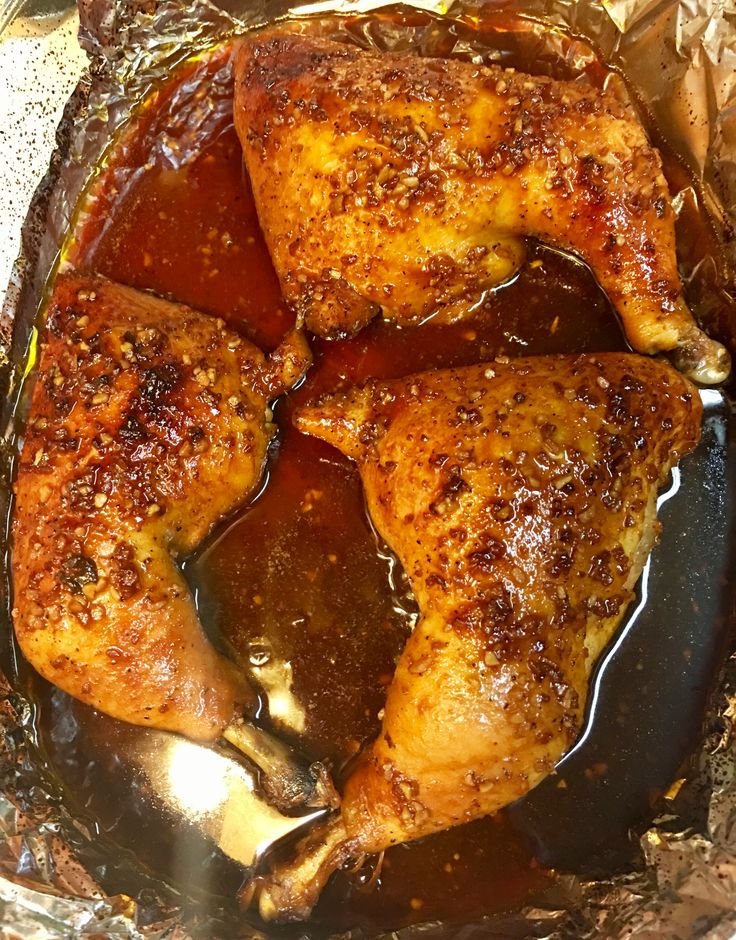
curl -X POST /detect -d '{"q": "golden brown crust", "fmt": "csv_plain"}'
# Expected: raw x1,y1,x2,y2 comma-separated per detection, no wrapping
252,353,702,918
12,273,309,740
234,32,729,383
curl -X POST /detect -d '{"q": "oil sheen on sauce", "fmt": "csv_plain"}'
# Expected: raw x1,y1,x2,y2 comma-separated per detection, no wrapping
20,10,733,935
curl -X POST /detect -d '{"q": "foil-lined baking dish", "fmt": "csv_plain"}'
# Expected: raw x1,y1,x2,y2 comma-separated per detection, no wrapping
1,0,735,936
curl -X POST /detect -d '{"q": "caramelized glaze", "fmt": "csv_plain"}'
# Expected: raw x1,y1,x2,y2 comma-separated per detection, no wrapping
15,9,733,933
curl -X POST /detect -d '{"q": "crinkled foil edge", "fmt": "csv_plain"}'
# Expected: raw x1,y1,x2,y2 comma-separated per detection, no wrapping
0,0,735,937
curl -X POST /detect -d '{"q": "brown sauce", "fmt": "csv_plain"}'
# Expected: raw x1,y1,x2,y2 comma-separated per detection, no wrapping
19,9,735,935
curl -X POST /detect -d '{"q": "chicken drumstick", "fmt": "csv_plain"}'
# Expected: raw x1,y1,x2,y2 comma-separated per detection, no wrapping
12,273,334,811
234,32,729,384
248,353,701,919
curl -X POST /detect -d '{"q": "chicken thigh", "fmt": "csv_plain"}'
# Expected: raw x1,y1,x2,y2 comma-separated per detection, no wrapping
234,32,729,384
12,273,310,742
248,353,701,919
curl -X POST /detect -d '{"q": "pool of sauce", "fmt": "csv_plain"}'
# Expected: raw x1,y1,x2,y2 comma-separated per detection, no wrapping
13,9,736,936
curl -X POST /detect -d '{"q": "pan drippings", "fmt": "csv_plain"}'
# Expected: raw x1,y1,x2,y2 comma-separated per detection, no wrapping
17,13,733,934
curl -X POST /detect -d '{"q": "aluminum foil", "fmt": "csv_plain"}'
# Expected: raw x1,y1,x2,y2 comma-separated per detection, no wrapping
1,0,736,937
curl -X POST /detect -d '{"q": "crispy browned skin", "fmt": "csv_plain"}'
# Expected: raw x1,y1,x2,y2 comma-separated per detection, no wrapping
12,273,310,741
250,353,701,919
233,32,729,384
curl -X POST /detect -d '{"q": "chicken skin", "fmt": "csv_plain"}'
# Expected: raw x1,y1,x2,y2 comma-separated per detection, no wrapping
234,32,729,385
248,353,702,920
12,273,310,742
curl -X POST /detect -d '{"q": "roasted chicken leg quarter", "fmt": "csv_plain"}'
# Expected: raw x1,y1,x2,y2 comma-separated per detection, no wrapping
234,32,729,384
250,353,701,919
12,273,310,742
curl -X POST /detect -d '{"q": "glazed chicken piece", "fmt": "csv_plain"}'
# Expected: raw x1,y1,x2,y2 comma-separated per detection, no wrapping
12,273,310,745
248,353,702,919
234,32,729,385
